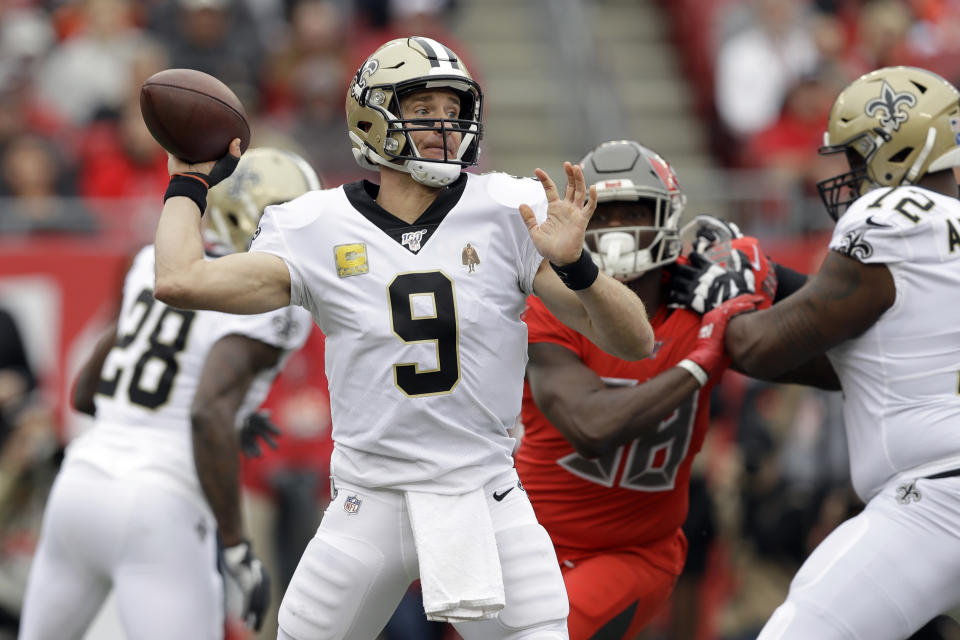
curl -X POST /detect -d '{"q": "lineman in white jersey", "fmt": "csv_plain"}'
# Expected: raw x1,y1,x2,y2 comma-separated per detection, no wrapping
19,149,317,640
683,66,960,639
153,37,655,640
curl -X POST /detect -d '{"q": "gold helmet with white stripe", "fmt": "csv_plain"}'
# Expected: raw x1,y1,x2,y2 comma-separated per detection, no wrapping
818,66,960,220
206,147,321,253
346,36,483,188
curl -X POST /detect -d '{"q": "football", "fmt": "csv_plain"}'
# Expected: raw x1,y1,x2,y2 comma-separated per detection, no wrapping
140,68,251,163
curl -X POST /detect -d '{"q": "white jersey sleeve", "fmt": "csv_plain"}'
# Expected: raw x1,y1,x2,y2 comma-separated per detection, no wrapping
207,304,312,353
825,186,960,500
481,172,547,294
830,186,952,266
250,197,322,321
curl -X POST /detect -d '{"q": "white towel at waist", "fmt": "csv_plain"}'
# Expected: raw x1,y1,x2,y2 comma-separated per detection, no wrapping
405,488,505,622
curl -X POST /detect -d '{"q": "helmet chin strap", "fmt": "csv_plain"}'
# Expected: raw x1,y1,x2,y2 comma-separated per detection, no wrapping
404,136,461,187
349,131,462,187
593,231,654,280
406,160,461,187
906,126,937,183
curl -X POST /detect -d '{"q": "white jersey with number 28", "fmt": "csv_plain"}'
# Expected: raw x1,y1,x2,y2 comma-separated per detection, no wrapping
67,245,312,508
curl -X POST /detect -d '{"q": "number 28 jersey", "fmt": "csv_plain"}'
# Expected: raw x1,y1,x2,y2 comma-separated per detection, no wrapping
250,173,546,494
67,245,312,505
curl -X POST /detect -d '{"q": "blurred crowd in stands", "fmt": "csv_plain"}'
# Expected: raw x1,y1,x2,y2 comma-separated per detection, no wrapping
666,0,960,236
0,0,464,239
2,0,960,639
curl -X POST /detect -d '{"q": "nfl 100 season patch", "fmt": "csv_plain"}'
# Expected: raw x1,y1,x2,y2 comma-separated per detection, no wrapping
401,229,428,253
334,243,369,278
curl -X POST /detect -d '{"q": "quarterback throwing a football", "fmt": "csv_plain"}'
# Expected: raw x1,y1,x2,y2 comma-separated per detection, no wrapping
153,37,655,639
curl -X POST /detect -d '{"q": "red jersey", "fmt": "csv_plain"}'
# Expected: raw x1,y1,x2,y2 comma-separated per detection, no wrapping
516,237,776,575
517,297,715,571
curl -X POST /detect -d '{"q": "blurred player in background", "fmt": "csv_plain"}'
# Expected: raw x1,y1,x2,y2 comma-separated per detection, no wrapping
517,139,835,639
153,36,655,640
692,65,960,640
17,148,319,640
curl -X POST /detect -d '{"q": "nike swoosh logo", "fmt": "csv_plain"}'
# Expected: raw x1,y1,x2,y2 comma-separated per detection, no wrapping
492,487,514,502
865,216,893,228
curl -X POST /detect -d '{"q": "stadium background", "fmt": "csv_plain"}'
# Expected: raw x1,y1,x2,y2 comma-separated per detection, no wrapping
0,0,958,638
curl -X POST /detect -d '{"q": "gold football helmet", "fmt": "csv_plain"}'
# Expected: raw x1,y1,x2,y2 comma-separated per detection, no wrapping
346,36,482,188
818,66,960,220
207,148,321,253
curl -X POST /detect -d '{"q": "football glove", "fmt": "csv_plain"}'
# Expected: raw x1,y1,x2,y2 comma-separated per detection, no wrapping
683,214,743,254
683,294,764,380
668,249,756,314
239,411,281,458
222,540,270,631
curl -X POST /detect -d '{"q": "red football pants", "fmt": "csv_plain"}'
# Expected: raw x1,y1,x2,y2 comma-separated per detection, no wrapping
560,550,678,640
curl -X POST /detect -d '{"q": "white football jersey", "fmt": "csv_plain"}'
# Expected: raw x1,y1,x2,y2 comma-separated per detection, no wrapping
67,245,312,507
828,185,960,499
250,172,547,494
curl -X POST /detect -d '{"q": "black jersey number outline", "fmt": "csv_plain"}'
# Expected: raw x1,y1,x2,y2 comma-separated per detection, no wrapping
557,394,698,491
388,271,460,397
893,192,934,223
97,288,196,409
868,188,934,224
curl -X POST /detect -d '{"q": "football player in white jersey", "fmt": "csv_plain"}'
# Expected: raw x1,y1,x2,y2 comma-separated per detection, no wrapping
18,148,318,640
152,37,655,640
683,66,960,640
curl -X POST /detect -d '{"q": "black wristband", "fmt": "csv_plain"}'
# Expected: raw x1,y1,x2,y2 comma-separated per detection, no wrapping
550,249,599,290
164,173,209,215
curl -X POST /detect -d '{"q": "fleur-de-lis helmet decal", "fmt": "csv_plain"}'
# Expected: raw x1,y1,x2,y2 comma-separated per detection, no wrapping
816,66,960,221
864,80,917,131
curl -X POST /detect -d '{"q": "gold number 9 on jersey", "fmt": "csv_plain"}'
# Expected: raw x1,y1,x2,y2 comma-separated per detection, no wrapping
387,271,461,397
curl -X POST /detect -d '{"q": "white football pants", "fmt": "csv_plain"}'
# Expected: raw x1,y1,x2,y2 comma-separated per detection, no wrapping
277,468,569,640
19,461,224,640
757,474,960,640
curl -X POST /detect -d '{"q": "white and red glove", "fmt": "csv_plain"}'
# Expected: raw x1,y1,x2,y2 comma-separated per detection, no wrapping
677,294,764,386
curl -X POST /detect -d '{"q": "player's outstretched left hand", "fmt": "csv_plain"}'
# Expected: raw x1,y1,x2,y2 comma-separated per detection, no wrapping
668,249,756,314
222,540,270,631
520,162,597,266
239,411,281,458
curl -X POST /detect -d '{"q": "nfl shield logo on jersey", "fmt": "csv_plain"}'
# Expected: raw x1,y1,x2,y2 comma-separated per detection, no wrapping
344,495,362,514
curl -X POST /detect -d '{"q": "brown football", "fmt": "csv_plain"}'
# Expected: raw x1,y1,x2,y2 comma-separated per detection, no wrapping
140,68,250,163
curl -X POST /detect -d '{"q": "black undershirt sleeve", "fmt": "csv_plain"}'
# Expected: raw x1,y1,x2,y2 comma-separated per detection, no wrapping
772,261,809,303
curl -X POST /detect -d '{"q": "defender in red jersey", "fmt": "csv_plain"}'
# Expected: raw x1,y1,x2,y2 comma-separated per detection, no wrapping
516,140,827,640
